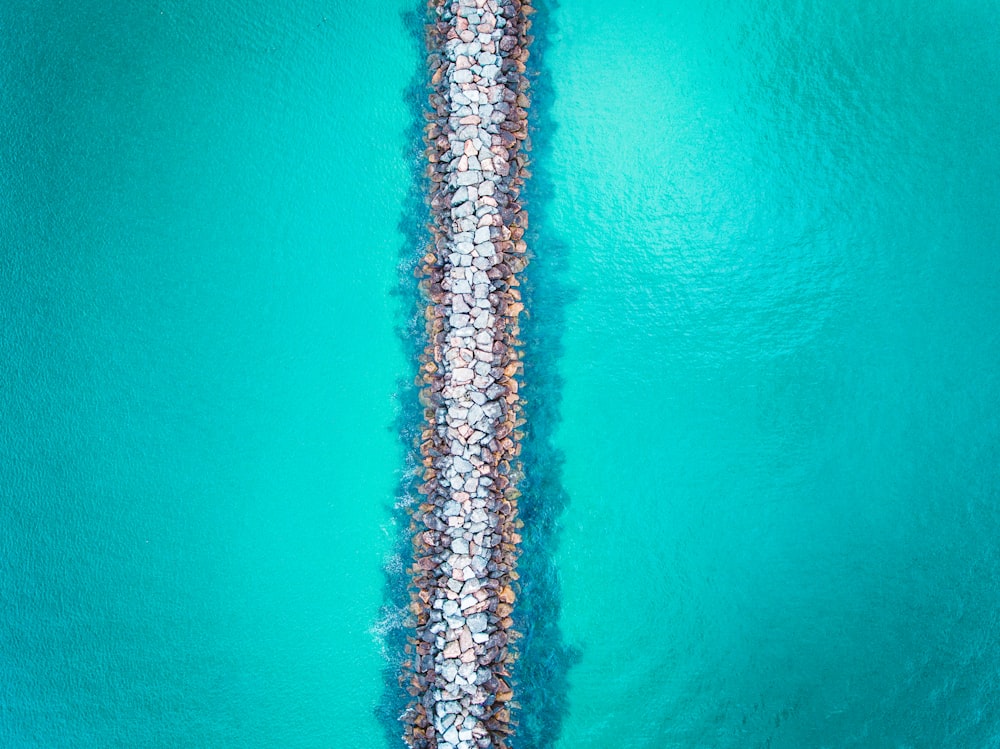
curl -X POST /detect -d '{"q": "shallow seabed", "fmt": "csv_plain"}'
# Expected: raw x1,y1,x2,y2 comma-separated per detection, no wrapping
545,1,1000,748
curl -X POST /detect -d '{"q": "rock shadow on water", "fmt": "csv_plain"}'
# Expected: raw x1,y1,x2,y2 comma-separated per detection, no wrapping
511,1,581,747
375,7,431,749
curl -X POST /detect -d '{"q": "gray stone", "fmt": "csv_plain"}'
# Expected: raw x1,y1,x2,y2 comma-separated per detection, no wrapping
453,201,474,219
455,170,482,186
467,612,489,634
436,699,462,715
486,383,506,399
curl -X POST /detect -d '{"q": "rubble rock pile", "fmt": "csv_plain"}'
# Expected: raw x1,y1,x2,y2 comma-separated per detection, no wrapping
403,0,533,747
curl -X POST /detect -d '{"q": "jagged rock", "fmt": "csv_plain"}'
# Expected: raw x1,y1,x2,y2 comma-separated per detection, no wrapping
467,613,489,634
407,1,531,746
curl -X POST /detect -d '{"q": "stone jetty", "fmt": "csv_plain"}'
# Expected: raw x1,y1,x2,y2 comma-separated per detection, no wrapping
403,0,533,748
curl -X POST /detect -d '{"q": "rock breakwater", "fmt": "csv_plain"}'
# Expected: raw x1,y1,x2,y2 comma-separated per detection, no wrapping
403,0,533,748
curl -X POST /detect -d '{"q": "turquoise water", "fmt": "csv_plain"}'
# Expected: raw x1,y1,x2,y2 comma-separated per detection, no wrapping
2,1,414,746
3,0,1000,748
543,1,1000,747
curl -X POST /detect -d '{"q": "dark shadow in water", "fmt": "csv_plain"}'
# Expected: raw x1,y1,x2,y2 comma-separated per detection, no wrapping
511,2,582,747
377,3,579,747
375,7,430,749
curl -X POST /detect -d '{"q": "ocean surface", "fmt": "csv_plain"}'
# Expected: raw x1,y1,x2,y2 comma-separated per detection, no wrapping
542,1,1000,747
2,1,414,746
3,1,999,748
